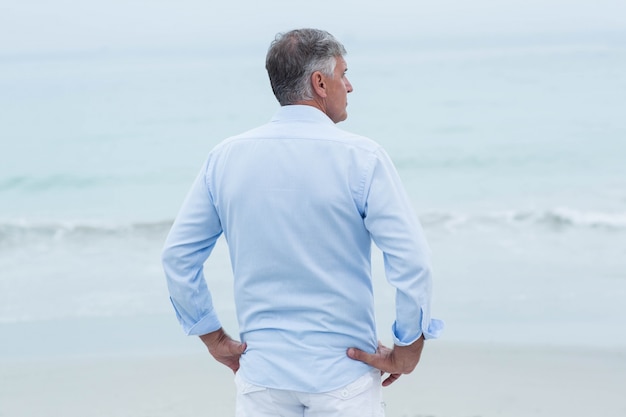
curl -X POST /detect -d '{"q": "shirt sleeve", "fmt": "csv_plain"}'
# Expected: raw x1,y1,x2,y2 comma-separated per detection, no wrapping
161,159,223,336
363,148,444,345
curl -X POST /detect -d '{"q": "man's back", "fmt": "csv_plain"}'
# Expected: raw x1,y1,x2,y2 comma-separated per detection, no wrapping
206,105,381,392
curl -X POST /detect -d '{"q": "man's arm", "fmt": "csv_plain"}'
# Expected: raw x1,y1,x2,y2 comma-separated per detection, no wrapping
349,148,442,385
162,159,224,336
362,148,442,344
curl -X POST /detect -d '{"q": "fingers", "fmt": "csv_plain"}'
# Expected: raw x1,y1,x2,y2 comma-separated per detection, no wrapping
347,347,402,387
224,347,245,373
230,340,247,355
346,347,376,366
347,342,394,371
382,373,401,387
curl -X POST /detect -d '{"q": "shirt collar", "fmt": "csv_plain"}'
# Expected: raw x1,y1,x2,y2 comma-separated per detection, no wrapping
270,105,335,126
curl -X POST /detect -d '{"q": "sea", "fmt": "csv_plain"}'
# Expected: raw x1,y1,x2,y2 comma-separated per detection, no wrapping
1,32,625,358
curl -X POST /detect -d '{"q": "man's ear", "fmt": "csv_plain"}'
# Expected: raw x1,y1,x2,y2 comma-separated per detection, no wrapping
311,71,327,98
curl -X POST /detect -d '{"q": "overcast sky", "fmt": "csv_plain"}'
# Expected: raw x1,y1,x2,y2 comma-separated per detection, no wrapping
1,0,625,54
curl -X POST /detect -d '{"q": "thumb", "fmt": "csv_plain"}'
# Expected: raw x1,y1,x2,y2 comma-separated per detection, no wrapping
227,340,247,355
347,347,375,365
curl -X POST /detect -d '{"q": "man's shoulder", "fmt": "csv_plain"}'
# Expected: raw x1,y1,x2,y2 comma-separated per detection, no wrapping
210,120,383,156
332,127,382,153
209,125,269,152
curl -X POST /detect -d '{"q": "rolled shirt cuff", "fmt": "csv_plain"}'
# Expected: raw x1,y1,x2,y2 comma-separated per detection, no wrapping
183,310,222,336
391,316,445,346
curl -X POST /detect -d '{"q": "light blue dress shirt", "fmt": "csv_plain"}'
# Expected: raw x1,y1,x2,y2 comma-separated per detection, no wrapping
162,105,443,393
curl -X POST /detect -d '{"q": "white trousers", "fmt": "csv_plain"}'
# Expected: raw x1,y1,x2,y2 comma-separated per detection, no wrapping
234,369,386,417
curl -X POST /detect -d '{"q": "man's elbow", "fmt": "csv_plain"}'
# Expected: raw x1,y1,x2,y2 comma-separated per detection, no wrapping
161,242,179,269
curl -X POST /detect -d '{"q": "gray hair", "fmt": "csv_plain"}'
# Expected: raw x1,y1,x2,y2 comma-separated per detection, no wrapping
265,28,347,105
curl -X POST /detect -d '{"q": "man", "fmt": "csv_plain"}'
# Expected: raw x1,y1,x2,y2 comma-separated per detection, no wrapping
162,28,443,417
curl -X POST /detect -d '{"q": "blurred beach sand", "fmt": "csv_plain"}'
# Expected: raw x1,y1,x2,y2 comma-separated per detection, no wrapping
2,341,624,417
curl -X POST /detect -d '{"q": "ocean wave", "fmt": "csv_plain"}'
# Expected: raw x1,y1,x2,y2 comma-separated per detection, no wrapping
0,208,623,246
420,208,626,231
0,219,174,245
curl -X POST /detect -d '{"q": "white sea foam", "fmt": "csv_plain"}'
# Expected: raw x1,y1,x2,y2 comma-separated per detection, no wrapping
421,208,626,230
1,207,624,248
0,219,173,245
